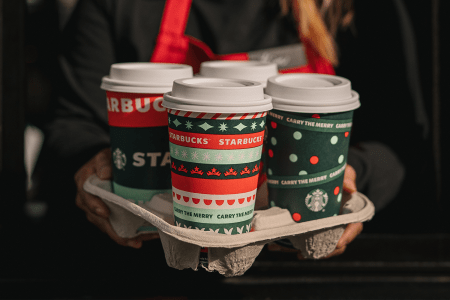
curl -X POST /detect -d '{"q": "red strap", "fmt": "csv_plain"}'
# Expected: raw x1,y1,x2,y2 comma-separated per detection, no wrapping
151,0,192,63
303,40,335,75
150,0,334,75
150,0,334,189
218,53,249,61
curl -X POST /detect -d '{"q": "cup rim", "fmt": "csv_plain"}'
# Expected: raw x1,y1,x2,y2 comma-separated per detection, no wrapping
271,90,360,107
163,92,273,113
164,91,272,107
271,91,360,113
267,73,351,90
199,60,279,87
100,62,193,93
101,76,173,87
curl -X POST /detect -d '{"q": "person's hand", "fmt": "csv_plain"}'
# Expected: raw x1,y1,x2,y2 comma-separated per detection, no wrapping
268,164,363,259
343,163,357,194
319,164,363,258
323,164,362,258
74,148,159,248
267,222,363,259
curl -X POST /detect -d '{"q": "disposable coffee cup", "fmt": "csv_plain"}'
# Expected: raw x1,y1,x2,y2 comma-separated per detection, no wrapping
163,77,272,238
265,73,360,224
199,61,278,88
199,60,278,189
101,62,193,231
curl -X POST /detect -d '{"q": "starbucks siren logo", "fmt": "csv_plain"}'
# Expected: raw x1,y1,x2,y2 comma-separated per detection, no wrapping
113,148,127,170
305,189,328,212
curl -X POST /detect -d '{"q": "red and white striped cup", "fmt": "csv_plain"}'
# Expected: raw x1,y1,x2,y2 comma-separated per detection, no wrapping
162,78,272,235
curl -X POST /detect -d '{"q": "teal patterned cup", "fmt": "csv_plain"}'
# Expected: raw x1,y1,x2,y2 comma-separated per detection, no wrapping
265,73,360,223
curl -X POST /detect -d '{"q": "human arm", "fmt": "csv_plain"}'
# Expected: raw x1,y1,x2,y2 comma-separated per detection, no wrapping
74,148,159,248
43,0,159,247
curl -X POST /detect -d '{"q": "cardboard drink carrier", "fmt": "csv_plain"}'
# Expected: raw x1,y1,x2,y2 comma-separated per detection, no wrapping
89,73,375,277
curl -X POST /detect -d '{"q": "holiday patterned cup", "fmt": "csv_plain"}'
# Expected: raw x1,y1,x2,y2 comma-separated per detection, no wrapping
167,109,267,234
265,73,360,223
266,110,353,222
106,91,172,203
163,77,272,235
101,63,193,232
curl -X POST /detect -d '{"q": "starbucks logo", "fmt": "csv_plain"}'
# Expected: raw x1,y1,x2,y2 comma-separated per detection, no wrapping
305,189,328,212
113,148,127,170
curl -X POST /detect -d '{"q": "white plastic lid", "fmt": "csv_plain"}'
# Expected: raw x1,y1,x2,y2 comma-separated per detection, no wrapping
163,77,272,113
199,61,278,88
100,62,193,93
266,73,360,113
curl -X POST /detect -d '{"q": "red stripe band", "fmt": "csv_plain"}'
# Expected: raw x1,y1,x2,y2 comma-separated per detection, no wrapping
226,113,236,120
106,91,167,127
168,128,264,149
211,113,221,120
240,113,249,120
171,172,259,194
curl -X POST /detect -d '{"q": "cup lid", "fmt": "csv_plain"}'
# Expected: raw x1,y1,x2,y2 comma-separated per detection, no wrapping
163,77,272,113
266,73,360,113
100,62,193,93
199,61,278,87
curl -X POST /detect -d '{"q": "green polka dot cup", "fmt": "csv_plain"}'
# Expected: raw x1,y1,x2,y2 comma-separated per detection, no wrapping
265,73,360,223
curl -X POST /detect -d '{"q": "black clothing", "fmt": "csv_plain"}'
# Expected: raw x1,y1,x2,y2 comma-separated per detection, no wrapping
43,0,300,184
336,0,438,233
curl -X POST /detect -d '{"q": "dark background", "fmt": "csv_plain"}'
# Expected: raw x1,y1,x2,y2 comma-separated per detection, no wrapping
1,0,450,299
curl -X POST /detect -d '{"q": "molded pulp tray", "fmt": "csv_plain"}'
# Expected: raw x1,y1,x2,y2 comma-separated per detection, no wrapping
84,175,375,277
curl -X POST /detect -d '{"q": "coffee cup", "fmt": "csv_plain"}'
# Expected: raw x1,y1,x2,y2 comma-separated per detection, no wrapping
265,73,360,223
199,61,278,88
101,62,193,231
162,77,272,235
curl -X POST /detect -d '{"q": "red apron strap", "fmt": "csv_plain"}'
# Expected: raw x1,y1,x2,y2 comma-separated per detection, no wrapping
151,0,193,63
183,38,249,73
217,52,249,61
300,39,335,75
150,0,334,75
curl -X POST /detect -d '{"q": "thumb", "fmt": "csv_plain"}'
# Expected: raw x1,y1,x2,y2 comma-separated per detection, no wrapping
95,148,113,180
343,165,357,194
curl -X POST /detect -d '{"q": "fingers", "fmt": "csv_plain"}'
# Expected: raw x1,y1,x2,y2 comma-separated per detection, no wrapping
76,191,110,219
84,206,160,248
255,181,269,210
324,245,347,259
136,233,160,242
336,222,363,249
73,148,158,249
95,148,112,180
343,164,357,194
86,211,160,248
74,162,94,190
296,252,305,260
74,149,112,218
321,223,362,259
85,210,142,248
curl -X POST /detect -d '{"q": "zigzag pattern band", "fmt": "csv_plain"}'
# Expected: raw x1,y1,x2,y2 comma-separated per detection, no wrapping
171,186,256,209
167,109,267,120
